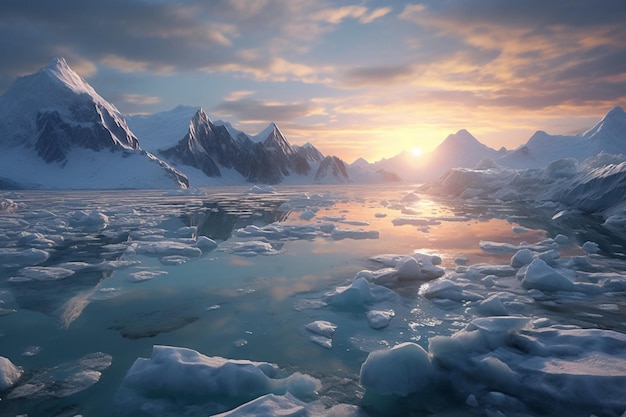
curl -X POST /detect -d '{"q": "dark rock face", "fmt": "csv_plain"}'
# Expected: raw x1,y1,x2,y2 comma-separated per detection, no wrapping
35,102,140,163
295,143,325,163
161,110,314,184
315,156,349,183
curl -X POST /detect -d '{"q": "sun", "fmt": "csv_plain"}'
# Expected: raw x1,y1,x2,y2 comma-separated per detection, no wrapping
411,147,423,157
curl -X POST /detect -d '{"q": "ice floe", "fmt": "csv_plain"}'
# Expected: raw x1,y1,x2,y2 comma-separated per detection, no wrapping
6,352,111,400
0,247,49,268
0,356,22,390
115,345,321,416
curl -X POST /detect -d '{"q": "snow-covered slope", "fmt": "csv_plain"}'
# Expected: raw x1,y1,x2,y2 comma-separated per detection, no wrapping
0,58,188,189
499,106,626,169
126,105,200,153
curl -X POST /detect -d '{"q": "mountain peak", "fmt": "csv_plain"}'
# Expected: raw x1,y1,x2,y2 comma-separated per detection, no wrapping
441,129,481,147
583,105,626,142
252,121,281,143
191,107,210,123
606,106,625,118
40,57,96,96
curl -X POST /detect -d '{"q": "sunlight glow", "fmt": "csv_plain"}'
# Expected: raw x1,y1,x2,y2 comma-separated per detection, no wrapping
411,147,423,157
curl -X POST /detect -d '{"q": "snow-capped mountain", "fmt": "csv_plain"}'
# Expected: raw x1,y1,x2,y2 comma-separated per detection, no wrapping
128,105,366,185
369,129,503,181
499,106,626,169
0,58,188,189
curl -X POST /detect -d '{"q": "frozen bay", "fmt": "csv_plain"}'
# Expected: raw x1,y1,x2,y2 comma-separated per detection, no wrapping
1,185,625,417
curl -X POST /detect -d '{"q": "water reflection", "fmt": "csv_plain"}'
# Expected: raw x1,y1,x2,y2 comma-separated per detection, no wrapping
184,196,290,241
1,185,625,417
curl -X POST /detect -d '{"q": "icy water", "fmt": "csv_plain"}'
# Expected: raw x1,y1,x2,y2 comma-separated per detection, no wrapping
1,185,625,417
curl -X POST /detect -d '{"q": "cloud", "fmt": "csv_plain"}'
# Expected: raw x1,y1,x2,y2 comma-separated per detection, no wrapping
119,93,162,106
312,6,391,24
396,0,626,110
213,97,325,123
342,64,416,86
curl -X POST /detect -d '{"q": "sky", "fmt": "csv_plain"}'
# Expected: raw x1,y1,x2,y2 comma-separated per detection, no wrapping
1,0,626,163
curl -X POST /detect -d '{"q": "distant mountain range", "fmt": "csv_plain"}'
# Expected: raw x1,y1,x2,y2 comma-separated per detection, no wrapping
0,58,393,189
0,57,624,189
366,107,626,181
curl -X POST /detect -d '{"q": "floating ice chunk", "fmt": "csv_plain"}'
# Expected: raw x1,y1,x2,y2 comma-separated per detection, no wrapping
0,248,49,267
234,339,248,347
396,256,421,280
0,356,22,390
325,277,372,307
300,210,316,220
581,241,600,254
537,249,560,264
554,234,570,245
8,352,111,399
116,345,321,414
429,317,531,359
17,231,56,248
196,236,218,251
248,185,276,194
367,309,395,329
480,241,521,253
330,227,379,240
475,357,520,393
68,209,109,230
127,270,168,283
420,279,483,302
212,393,308,417
356,268,397,286
481,238,559,254
9,266,75,282
222,240,279,256
360,342,434,396
0,198,18,212
128,241,203,258
233,223,317,241
400,192,420,202
160,255,190,265
305,321,337,338
469,263,517,277
455,255,469,265
510,249,533,268
176,226,197,237
396,254,444,281
309,335,333,349
521,259,574,292
477,294,508,316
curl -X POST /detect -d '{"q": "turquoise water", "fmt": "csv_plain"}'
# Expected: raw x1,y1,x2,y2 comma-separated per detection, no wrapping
0,185,624,416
